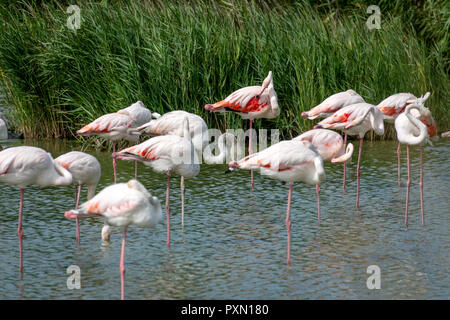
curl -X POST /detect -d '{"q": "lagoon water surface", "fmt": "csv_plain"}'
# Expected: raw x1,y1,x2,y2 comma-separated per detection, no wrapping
0,138,448,299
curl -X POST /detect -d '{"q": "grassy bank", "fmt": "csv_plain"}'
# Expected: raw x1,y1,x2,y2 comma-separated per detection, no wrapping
0,0,448,141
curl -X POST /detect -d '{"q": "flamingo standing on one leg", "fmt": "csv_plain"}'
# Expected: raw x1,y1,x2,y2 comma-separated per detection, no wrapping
301,90,364,191
77,113,139,184
205,71,279,190
64,179,162,300
395,101,436,227
117,101,160,179
228,140,325,265
376,92,430,186
0,146,72,273
314,103,384,208
113,117,200,246
292,129,354,221
55,151,101,245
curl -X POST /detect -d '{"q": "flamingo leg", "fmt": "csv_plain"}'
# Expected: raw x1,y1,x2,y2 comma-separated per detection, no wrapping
405,145,410,227
134,160,138,180
343,133,347,191
316,184,321,222
397,142,401,187
356,137,363,209
18,188,24,274
75,184,82,245
113,142,117,184
166,171,171,248
120,227,127,300
286,183,293,265
420,145,424,226
249,119,254,190
180,176,185,229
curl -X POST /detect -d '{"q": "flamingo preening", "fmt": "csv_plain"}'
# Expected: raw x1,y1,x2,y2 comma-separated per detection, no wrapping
395,101,436,227
292,129,354,221
113,117,200,245
228,140,325,265
205,71,279,189
0,146,72,273
314,103,384,208
376,92,431,186
302,90,364,190
55,151,101,244
64,179,162,300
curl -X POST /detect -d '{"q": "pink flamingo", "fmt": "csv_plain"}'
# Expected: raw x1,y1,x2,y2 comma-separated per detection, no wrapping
314,103,384,208
292,129,354,221
77,113,139,183
117,101,160,178
302,90,364,190
0,146,72,273
376,92,430,186
228,140,325,265
64,179,162,300
113,117,200,246
205,71,279,189
55,151,101,244
395,101,436,227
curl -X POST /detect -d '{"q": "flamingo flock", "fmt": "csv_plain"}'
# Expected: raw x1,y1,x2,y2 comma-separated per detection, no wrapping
0,72,438,299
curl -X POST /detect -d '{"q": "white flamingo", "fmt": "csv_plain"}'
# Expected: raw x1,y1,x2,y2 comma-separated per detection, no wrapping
116,100,160,178
302,90,364,190
314,103,384,208
55,151,101,244
293,129,354,221
0,146,72,273
205,71,279,189
133,110,234,164
376,92,431,186
228,140,325,265
64,179,162,300
395,101,436,227
113,117,200,245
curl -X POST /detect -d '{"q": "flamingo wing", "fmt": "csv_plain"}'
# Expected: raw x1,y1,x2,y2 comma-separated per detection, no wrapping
77,113,134,135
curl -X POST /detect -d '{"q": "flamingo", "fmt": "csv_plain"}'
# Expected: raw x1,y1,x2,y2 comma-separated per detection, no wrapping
376,92,431,186
77,113,138,183
314,103,384,208
55,151,101,244
301,90,364,190
292,129,354,221
395,101,436,227
113,117,200,245
0,112,8,140
228,140,325,265
117,101,161,178
64,179,162,300
133,110,235,164
0,146,72,273
205,71,279,189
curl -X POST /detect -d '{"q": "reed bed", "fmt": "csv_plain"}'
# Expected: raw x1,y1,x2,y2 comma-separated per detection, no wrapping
0,0,448,141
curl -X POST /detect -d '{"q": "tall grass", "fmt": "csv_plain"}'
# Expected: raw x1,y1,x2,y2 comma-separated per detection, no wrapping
0,0,448,141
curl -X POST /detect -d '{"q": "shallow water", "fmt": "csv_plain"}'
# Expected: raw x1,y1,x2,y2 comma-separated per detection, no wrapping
0,137,448,300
